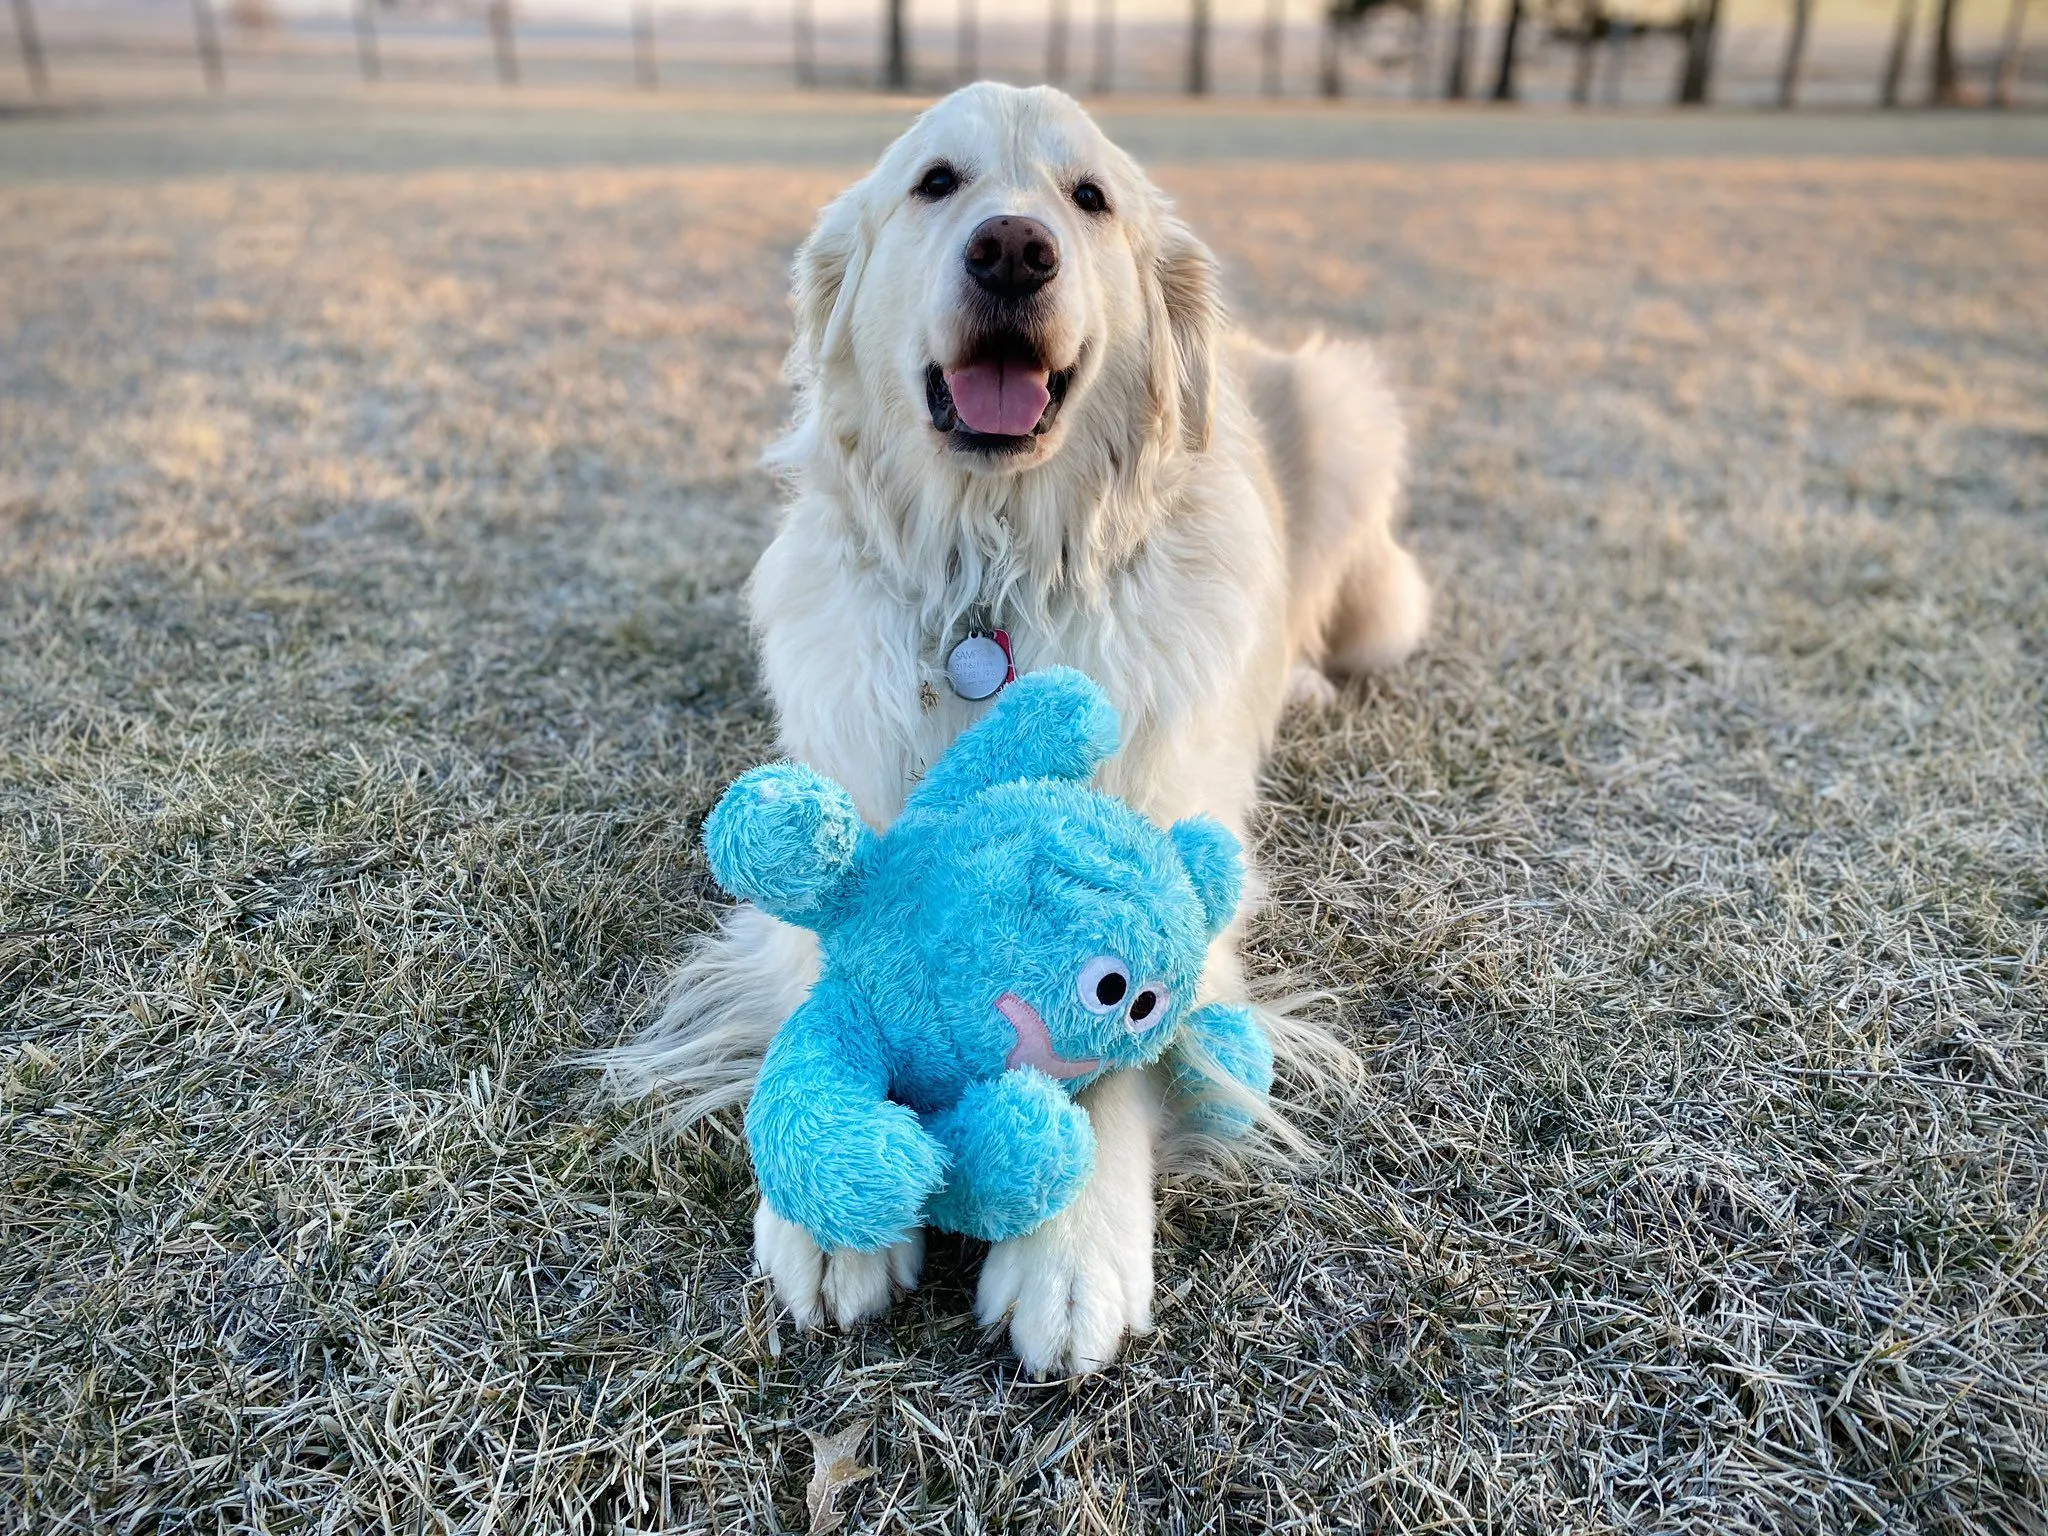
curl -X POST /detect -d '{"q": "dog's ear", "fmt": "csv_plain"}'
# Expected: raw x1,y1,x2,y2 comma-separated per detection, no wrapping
791,183,871,371
1144,211,1223,454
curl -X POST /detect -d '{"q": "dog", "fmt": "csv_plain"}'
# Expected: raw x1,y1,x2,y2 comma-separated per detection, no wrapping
609,82,1428,1378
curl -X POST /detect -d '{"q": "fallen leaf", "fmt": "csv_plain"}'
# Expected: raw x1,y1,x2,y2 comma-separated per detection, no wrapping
804,1420,874,1535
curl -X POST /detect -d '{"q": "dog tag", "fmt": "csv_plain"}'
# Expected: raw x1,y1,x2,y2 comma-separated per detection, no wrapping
946,630,1014,701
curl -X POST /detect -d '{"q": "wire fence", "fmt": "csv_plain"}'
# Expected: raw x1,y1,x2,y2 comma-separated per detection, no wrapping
5,0,2040,105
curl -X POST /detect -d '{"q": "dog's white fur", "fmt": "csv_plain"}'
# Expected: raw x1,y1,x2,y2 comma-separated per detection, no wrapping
609,83,1426,1377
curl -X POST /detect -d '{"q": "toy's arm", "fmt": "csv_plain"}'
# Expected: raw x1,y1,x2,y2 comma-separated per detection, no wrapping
704,762,875,929
745,982,948,1253
905,667,1121,816
922,1069,1096,1242
1166,1003,1275,1140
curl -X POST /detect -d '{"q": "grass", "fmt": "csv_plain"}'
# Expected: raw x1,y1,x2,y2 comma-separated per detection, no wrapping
3,148,2046,1533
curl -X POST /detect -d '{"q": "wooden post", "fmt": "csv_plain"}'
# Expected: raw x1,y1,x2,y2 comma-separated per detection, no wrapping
192,0,225,91
1187,0,1211,93
1444,0,1474,95
1676,0,1720,101
1091,0,1113,91
1048,0,1069,83
1491,0,1525,98
634,1,657,86
1880,0,1914,99
1928,0,1961,101
488,0,517,85
1777,0,1812,104
884,0,908,89
795,0,816,86
12,0,47,94
1992,0,2027,102
1262,0,1283,94
353,0,379,82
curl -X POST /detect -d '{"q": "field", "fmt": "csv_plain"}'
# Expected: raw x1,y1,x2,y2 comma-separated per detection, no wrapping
3,92,2046,1533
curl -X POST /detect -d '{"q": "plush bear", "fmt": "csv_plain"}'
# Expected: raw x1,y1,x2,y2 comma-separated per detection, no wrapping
704,667,1275,1255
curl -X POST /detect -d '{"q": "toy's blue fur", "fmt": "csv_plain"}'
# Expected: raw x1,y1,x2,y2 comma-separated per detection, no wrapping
707,668,1274,1253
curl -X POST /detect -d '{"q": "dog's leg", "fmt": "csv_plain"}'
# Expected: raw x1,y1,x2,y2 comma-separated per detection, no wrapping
975,1066,1161,1377
1323,522,1431,677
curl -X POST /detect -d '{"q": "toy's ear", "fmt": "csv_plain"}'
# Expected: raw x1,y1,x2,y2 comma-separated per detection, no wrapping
703,763,872,928
1168,816,1243,936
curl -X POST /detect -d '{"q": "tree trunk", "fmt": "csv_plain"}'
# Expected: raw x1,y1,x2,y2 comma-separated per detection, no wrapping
1262,0,1284,94
1187,0,1211,93
353,0,379,81
12,0,49,95
1929,0,1961,101
1092,0,1113,90
1491,0,1526,99
487,0,517,85
192,0,225,91
1571,0,1600,102
794,0,816,86
1676,0,1720,102
1048,0,1069,83
1411,0,1433,95
957,0,977,82
885,0,908,89
1992,0,2026,102
634,1,657,86
1445,0,1474,95
1777,0,1812,104
1880,0,1914,99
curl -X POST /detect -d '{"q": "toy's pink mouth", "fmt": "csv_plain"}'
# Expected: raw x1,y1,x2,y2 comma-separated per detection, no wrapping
996,992,1100,1081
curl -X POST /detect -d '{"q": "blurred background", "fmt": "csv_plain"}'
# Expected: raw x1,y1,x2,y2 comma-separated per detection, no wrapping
3,0,2039,108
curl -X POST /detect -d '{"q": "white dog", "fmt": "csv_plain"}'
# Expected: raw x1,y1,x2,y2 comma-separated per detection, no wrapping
611,82,1427,1377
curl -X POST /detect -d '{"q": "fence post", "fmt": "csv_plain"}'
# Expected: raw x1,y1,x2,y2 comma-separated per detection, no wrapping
1091,0,1113,90
1777,0,1811,103
192,0,224,91
1992,0,2026,102
1491,0,1525,98
1444,0,1473,95
1880,0,1914,98
488,0,517,84
634,1,657,85
11,0,46,94
354,0,379,82
1187,0,1210,92
1048,0,1069,83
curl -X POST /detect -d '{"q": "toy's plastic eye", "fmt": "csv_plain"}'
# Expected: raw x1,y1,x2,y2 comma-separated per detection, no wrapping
1125,985,1168,1031
1076,956,1130,1014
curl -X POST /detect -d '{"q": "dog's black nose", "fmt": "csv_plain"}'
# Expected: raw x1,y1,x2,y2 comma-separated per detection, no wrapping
964,215,1060,299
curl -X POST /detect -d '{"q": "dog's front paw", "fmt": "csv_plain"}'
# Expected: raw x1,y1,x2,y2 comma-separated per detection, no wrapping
754,1201,923,1331
976,1205,1154,1378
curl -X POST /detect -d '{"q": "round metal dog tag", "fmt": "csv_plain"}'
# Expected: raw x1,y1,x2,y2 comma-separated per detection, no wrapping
946,634,1010,701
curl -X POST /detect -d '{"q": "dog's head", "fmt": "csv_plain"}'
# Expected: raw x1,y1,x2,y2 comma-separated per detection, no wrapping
788,83,1222,478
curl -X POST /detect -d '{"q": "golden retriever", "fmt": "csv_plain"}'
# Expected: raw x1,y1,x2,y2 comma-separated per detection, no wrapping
610,82,1427,1378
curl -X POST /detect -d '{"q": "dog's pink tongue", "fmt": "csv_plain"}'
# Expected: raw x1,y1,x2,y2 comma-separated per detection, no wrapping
944,360,1051,437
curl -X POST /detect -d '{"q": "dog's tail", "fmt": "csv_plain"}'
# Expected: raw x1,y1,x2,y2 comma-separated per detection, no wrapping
598,903,818,1139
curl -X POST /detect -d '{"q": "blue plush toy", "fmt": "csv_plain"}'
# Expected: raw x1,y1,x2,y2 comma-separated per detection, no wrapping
704,667,1275,1255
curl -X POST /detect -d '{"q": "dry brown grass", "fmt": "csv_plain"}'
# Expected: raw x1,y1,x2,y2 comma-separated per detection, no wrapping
3,152,2045,1533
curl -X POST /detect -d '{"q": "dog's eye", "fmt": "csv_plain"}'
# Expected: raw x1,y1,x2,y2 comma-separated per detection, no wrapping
915,163,961,200
1125,985,1167,1031
1076,956,1130,1014
1071,181,1109,215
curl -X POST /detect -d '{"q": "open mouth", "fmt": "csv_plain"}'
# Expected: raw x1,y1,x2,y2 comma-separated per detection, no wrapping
995,992,1100,1081
926,338,1075,453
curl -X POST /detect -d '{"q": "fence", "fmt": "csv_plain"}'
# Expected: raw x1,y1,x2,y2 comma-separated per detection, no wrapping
5,0,2039,106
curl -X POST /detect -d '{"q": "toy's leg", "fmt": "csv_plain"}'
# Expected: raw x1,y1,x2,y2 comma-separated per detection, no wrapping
746,987,948,1256
754,1203,924,1331
924,1070,1096,1242
1166,1003,1276,1139
976,1066,1161,1378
